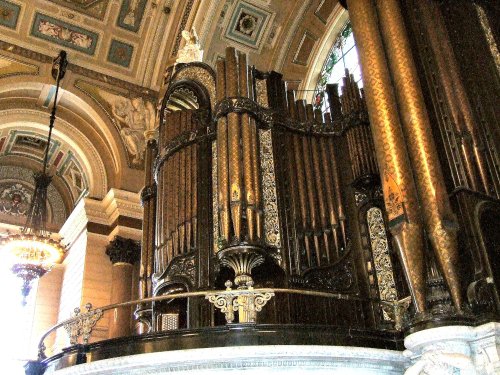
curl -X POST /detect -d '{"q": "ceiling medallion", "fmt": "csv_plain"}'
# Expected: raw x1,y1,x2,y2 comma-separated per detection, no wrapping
0,51,68,305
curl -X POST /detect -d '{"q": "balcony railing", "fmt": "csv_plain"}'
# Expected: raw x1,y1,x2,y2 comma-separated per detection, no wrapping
37,285,410,361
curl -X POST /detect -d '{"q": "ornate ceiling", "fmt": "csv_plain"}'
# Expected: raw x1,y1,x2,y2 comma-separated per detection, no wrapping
0,0,346,226
0,0,200,89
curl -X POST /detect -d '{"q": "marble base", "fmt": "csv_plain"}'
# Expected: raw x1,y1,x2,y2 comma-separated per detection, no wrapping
404,322,499,375
46,345,408,374
42,323,499,375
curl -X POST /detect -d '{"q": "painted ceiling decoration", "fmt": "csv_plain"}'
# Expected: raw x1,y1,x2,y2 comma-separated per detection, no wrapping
0,128,89,202
0,166,67,227
0,0,345,92
0,0,20,29
0,0,181,89
222,0,275,54
108,39,134,68
0,182,30,217
31,12,99,55
196,0,343,92
48,0,110,20
117,0,148,32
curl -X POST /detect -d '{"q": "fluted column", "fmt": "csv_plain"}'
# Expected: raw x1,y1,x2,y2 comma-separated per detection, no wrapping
106,236,140,338
375,0,463,311
346,0,426,313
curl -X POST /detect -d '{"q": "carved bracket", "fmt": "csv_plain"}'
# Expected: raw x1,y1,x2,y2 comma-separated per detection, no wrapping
205,280,274,323
380,296,411,330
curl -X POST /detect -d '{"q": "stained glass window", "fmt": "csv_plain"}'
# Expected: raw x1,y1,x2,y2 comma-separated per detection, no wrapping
314,22,362,112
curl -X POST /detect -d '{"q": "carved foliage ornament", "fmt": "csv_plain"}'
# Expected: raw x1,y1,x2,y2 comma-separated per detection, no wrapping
367,207,397,302
105,236,141,265
165,253,196,286
292,260,355,293
259,129,281,249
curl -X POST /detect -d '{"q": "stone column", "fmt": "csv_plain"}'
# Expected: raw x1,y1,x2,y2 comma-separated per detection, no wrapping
106,236,140,338
375,0,463,311
346,0,426,313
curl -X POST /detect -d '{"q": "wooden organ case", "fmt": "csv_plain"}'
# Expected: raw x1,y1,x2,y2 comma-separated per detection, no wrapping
145,48,408,333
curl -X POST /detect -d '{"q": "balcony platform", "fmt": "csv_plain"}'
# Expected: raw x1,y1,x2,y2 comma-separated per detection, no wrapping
42,324,404,374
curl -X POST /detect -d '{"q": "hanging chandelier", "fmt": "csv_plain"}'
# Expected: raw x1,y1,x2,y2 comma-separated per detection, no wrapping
1,51,68,305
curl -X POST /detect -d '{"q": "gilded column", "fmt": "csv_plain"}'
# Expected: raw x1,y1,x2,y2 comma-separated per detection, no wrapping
106,236,140,338
346,0,426,313
375,0,463,311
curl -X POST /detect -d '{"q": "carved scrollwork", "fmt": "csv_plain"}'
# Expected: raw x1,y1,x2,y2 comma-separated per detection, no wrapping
259,129,281,249
214,97,261,120
467,278,496,314
63,303,103,346
367,207,398,303
355,191,369,207
292,260,356,293
164,253,196,286
205,280,274,323
213,97,342,136
380,297,411,330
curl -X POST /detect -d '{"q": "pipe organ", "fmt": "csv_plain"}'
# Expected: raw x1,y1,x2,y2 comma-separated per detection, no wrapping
156,109,199,275
140,45,486,331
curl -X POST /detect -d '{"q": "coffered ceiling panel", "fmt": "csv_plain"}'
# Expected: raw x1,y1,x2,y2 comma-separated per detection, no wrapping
0,0,200,90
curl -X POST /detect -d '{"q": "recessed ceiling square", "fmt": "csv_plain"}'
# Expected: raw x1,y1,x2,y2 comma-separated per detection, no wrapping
223,0,274,52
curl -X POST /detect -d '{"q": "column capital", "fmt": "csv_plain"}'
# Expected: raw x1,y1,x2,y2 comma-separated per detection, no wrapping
106,236,141,265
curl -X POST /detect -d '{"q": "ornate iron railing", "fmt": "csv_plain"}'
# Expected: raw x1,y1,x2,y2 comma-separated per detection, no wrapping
37,286,409,361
